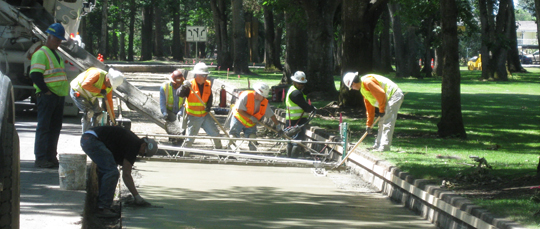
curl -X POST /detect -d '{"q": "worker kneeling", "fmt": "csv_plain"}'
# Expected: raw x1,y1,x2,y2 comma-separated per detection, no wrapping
175,63,222,155
228,82,279,151
70,67,124,132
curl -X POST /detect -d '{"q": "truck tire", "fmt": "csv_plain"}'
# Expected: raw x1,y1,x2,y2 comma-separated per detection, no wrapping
0,84,20,229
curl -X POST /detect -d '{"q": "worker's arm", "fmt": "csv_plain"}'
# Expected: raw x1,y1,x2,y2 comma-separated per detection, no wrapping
206,90,213,111
29,72,50,94
121,159,139,197
106,90,115,118
176,84,190,97
289,90,315,113
159,85,168,117
364,98,376,127
80,70,102,94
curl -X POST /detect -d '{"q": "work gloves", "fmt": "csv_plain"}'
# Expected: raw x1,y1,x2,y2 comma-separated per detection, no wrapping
134,194,150,206
249,116,259,123
100,89,107,97
375,112,385,118
205,104,211,112
183,80,192,88
366,127,372,135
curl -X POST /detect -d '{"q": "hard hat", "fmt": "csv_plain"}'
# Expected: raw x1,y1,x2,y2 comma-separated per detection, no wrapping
343,72,358,90
107,68,124,90
253,82,270,97
46,23,66,40
291,71,307,83
143,137,159,156
191,63,210,75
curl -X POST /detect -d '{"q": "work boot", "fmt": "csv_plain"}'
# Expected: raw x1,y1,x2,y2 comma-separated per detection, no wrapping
34,160,55,168
248,134,258,151
286,144,293,158
213,139,223,150
290,146,301,159
95,208,119,218
50,157,59,168
181,141,193,157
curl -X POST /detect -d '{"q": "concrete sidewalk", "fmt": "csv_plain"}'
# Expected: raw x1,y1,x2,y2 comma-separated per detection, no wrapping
122,161,437,229
16,113,87,228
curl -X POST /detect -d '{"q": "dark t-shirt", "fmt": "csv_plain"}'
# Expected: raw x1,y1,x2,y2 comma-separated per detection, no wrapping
92,126,143,165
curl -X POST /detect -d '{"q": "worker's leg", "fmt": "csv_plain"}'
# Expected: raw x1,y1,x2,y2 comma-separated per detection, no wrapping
201,115,222,149
227,117,243,148
244,126,258,151
46,96,65,163
80,134,120,209
182,115,204,156
377,90,404,151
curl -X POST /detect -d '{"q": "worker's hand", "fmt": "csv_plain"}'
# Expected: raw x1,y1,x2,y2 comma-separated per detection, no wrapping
100,89,107,97
183,80,192,88
376,112,385,118
44,91,52,95
205,105,212,112
365,127,372,135
250,116,259,123
134,194,151,206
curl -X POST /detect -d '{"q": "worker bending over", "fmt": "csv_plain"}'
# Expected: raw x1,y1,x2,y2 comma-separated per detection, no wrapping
80,126,158,218
285,71,316,158
229,82,279,151
343,72,404,152
70,67,124,132
176,63,223,155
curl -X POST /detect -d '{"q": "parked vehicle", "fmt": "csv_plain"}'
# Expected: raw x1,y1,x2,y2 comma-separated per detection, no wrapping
0,71,20,229
467,55,482,70
519,55,533,64
525,50,539,63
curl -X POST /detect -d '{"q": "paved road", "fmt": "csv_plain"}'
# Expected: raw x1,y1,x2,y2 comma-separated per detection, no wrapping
122,161,437,229
16,111,86,229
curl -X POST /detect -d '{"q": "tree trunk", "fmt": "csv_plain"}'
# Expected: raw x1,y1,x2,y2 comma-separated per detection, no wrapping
210,0,233,70
536,0,540,62
119,8,126,61
300,0,341,96
154,4,164,59
437,0,466,139
172,7,182,60
282,9,308,84
264,5,277,70
389,3,406,78
80,17,93,55
140,3,153,61
479,0,494,80
246,13,259,63
488,0,511,81
433,44,443,76
127,0,135,61
232,0,250,74
421,16,434,77
99,0,108,58
405,26,421,78
506,0,525,73
273,10,284,71
379,7,393,73
111,14,118,60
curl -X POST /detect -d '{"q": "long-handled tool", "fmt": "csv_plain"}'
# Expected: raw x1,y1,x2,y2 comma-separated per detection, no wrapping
104,97,117,126
187,85,236,147
333,116,381,169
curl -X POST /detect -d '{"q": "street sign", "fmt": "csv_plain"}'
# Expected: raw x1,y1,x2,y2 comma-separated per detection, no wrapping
186,26,207,42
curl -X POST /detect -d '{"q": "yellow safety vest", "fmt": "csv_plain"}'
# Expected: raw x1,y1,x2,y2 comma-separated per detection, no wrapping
360,74,398,108
162,82,185,111
70,67,111,102
285,85,309,120
30,46,68,96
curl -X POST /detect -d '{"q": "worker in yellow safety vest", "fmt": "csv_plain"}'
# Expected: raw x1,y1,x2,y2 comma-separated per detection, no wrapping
70,67,124,132
29,23,69,168
175,63,223,155
285,71,316,158
228,82,279,151
160,69,186,121
343,72,404,152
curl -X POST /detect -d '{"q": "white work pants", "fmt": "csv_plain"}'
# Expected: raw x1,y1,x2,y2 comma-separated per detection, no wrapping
374,89,404,151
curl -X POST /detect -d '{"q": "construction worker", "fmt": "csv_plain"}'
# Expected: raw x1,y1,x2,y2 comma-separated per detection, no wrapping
70,67,124,132
160,69,186,145
343,72,404,152
228,82,279,151
160,69,185,122
285,71,316,158
30,23,69,168
80,126,158,218
175,63,222,155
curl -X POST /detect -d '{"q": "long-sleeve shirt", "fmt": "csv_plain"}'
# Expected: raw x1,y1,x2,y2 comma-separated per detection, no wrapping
29,49,62,94
80,70,115,118
159,82,183,116
176,82,213,110
362,77,387,127
289,88,315,114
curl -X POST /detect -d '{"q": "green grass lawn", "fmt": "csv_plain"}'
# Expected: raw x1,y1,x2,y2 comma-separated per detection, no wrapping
192,66,540,228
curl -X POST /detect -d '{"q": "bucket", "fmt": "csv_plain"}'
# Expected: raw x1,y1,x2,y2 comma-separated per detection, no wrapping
58,153,87,190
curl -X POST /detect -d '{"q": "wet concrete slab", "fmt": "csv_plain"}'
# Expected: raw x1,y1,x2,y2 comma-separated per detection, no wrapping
123,161,437,229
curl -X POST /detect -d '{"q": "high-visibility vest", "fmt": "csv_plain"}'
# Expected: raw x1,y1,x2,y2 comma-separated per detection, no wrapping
30,46,68,96
70,67,111,102
285,85,309,120
360,74,398,108
162,82,185,112
185,79,211,117
233,91,268,128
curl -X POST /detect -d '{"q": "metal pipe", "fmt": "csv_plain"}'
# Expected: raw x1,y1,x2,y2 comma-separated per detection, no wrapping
158,145,336,167
137,133,343,145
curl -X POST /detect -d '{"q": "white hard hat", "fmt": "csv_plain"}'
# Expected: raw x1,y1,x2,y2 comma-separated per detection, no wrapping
253,82,270,97
343,72,358,90
291,71,307,83
191,63,210,75
107,68,124,90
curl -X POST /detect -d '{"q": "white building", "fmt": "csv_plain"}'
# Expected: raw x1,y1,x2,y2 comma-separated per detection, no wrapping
516,21,537,53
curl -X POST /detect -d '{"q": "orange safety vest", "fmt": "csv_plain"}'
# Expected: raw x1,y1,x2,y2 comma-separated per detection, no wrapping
233,91,268,128
185,79,211,117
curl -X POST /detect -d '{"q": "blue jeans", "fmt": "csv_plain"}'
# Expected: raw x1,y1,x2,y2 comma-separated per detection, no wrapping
34,93,65,161
80,134,120,209
183,114,222,148
70,88,102,132
229,117,258,150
